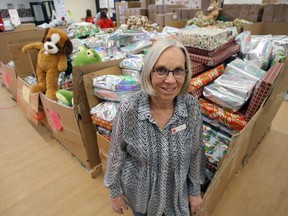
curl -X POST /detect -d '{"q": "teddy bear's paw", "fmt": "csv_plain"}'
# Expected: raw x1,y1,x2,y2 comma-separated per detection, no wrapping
45,91,57,101
31,84,46,93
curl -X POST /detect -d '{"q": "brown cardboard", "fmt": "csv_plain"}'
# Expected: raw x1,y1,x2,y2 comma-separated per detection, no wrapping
156,14,165,27
0,29,45,64
14,23,36,31
164,13,178,26
16,76,48,128
167,20,186,28
0,62,17,97
96,132,110,156
244,22,288,35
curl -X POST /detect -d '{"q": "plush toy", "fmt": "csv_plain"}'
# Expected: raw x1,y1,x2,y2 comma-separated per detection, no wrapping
56,89,73,106
72,46,102,67
22,28,73,100
196,1,220,21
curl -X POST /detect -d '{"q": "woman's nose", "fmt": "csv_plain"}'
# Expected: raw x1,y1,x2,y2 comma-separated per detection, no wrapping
164,72,177,83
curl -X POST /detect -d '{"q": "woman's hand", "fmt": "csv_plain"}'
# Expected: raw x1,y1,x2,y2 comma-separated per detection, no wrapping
189,195,203,215
110,195,129,214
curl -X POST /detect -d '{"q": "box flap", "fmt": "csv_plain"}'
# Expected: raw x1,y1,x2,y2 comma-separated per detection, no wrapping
244,22,288,35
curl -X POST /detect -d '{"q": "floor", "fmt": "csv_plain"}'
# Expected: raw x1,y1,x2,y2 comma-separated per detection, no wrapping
0,84,288,216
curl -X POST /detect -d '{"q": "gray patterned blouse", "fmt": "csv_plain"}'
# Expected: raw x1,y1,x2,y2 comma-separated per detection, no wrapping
104,91,205,216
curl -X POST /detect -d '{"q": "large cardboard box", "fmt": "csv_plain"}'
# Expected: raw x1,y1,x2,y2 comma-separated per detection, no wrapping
197,22,288,215
0,29,45,65
0,62,17,97
38,59,122,174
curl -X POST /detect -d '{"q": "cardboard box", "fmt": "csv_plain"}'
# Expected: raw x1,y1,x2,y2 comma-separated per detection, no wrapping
0,29,45,65
96,132,110,157
14,23,36,31
0,62,17,97
164,13,178,26
198,22,288,215
156,14,165,27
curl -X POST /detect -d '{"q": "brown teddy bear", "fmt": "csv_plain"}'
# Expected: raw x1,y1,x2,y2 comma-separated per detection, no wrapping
196,1,220,21
22,28,73,100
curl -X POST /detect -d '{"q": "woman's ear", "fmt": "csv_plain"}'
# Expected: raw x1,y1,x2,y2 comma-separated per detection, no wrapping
41,28,50,43
63,39,73,56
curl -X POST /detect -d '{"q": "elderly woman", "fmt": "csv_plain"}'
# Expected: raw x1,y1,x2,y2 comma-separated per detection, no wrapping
104,38,205,216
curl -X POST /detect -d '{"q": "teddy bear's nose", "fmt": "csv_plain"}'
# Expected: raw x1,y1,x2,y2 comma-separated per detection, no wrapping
48,45,53,49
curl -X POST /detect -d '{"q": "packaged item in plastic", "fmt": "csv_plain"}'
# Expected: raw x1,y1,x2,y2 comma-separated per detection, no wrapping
119,54,144,71
93,75,140,92
203,84,246,112
245,39,273,70
94,88,138,102
122,69,141,82
97,126,112,137
214,73,257,101
121,40,153,54
226,58,266,81
235,31,251,56
90,101,119,122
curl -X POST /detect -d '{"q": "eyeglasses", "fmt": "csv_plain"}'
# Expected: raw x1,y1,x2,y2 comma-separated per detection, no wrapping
152,67,187,79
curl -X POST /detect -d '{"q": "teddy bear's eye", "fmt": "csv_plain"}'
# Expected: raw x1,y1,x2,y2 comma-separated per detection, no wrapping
46,38,51,42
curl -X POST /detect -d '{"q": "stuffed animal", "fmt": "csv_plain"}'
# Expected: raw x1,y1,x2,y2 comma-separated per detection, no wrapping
56,89,73,106
72,46,102,67
196,1,220,21
22,28,73,100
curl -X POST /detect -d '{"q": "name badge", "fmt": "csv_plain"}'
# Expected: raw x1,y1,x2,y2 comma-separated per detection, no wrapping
171,124,186,134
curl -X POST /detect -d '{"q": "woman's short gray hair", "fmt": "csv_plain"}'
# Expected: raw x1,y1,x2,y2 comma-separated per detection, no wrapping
141,38,192,96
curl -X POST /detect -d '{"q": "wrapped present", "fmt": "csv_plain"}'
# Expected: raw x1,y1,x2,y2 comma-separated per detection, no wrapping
97,126,112,138
92,115,113,130
203,115,237,136
203,84,245,112
190,64,225,91
94,88,137,102
122,69,141,82
67,22,100,38
186,37,236,56
119,54,144,71
203,124,230,166
178,28,233,51
191,61,210,77
90,102,119,122
245,39,273,71
214,73,257,101
245,62,284,121
121,40,152,54
189,44,240,66
190,87,203,98
226,58,266,81
93,75,140,92
199,98,247,131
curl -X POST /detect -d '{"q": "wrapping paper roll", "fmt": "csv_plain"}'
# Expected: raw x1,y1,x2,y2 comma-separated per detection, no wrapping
199,98,247,131
190,64,225,91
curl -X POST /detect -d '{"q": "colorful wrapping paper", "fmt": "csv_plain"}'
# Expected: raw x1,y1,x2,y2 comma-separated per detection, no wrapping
92,115,113,130
93,75,140,92
199,98,247,131
178,28,233,51
190,87,203,98
186,37,236,56
94,88,138,102
189,44,240,66
191,61,210,77
203,124,231,166
190,64,225,92
245,62,284,121
203,115,237,136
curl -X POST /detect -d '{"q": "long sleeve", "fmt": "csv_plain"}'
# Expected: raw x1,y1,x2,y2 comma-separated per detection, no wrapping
104,107,127,198
188,101,205,196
